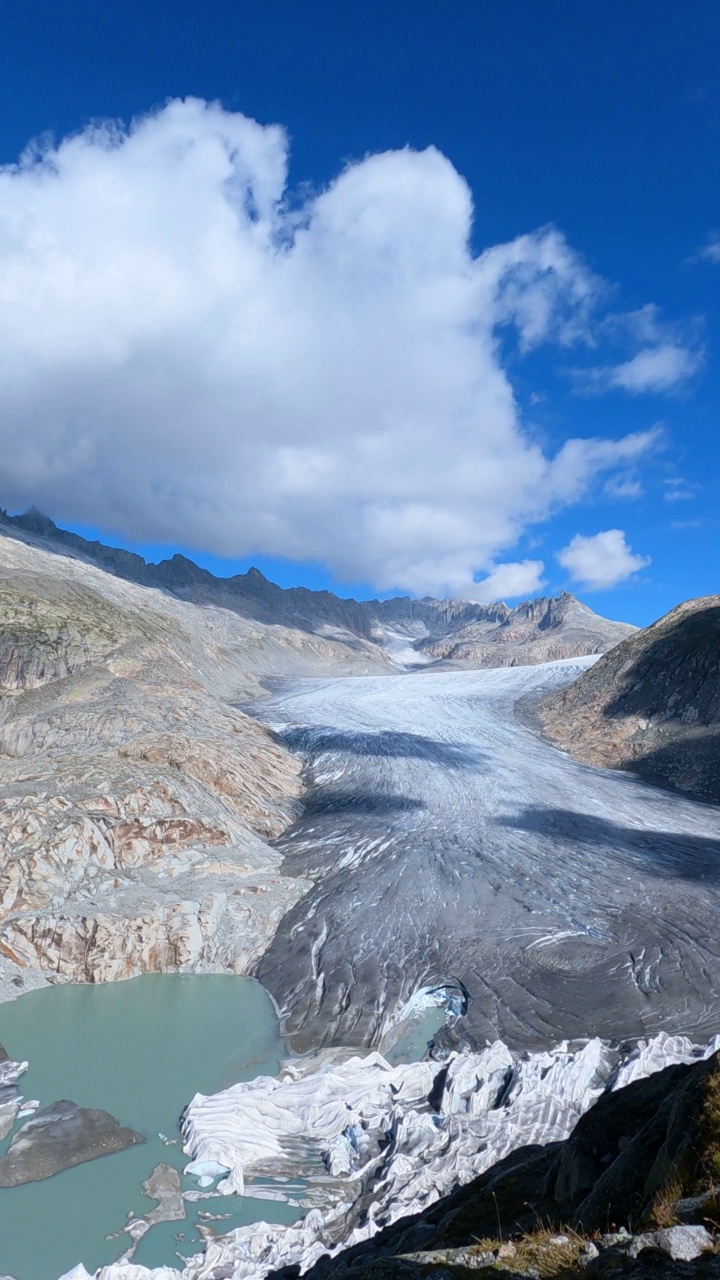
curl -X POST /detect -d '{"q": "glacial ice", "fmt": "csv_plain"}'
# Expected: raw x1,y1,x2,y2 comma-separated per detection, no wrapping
54,659,720,1279
255,660,720,1051
59,1030,720,1280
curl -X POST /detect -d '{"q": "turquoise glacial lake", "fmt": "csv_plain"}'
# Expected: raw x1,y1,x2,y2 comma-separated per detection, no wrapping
0,974,298,1280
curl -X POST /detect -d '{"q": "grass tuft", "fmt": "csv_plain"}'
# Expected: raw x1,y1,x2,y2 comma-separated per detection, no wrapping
647,1057,720,1229
462,1226,591,1277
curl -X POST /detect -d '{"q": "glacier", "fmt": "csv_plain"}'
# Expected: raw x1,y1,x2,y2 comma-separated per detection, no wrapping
256,660,720,1052
55,659,720,1280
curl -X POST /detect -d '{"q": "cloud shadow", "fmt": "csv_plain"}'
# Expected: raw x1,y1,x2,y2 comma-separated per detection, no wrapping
299,790,426,818
495,805,720,884
276,725,487,771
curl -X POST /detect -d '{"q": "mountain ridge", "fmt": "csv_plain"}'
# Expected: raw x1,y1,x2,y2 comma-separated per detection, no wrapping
0,507,634,667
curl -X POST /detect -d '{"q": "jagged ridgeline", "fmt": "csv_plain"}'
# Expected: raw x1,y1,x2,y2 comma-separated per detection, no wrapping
0,506,633,665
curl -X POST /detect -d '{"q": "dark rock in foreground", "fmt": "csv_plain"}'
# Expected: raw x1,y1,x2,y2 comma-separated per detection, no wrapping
299,1052,720,1279
0,1099,143,1186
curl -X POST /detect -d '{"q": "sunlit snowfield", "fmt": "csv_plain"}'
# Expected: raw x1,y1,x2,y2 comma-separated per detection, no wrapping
256,660,720,1052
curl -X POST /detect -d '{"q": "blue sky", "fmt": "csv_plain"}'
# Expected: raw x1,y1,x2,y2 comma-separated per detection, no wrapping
0,0,718,623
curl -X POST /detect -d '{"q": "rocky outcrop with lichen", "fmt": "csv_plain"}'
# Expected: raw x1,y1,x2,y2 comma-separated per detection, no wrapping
539,596,720,805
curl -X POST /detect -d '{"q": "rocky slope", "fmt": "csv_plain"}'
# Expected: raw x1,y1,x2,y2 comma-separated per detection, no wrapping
0,509,633,667
0,525,390,999
415,592,635,667
539,596,720,805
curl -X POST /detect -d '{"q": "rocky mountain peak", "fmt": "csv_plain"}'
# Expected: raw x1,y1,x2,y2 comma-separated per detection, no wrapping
8,506,59,538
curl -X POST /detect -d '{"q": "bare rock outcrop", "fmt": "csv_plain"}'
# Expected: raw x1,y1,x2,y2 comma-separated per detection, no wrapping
0,1099,144,1186
539,596,720,804
0,529,384,992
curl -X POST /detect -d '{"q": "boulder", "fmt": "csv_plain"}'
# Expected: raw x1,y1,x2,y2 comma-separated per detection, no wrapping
628,1225,715,1261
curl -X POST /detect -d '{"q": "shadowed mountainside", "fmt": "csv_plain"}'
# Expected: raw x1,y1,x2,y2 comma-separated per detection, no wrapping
539,596,720,805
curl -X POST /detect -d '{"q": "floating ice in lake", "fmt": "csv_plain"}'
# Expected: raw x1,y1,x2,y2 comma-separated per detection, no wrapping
59,1030,720,1280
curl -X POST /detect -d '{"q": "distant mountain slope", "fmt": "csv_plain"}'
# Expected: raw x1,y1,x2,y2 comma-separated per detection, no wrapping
417,591,635,667
0,508,633,668
539,595,720,804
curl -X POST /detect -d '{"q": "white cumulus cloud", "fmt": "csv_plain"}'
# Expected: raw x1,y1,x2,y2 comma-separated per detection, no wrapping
557,530,651,590
606,344,701,393
0,99,664,597
469,559,547,603
692,233,720,265
575,304,702,395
